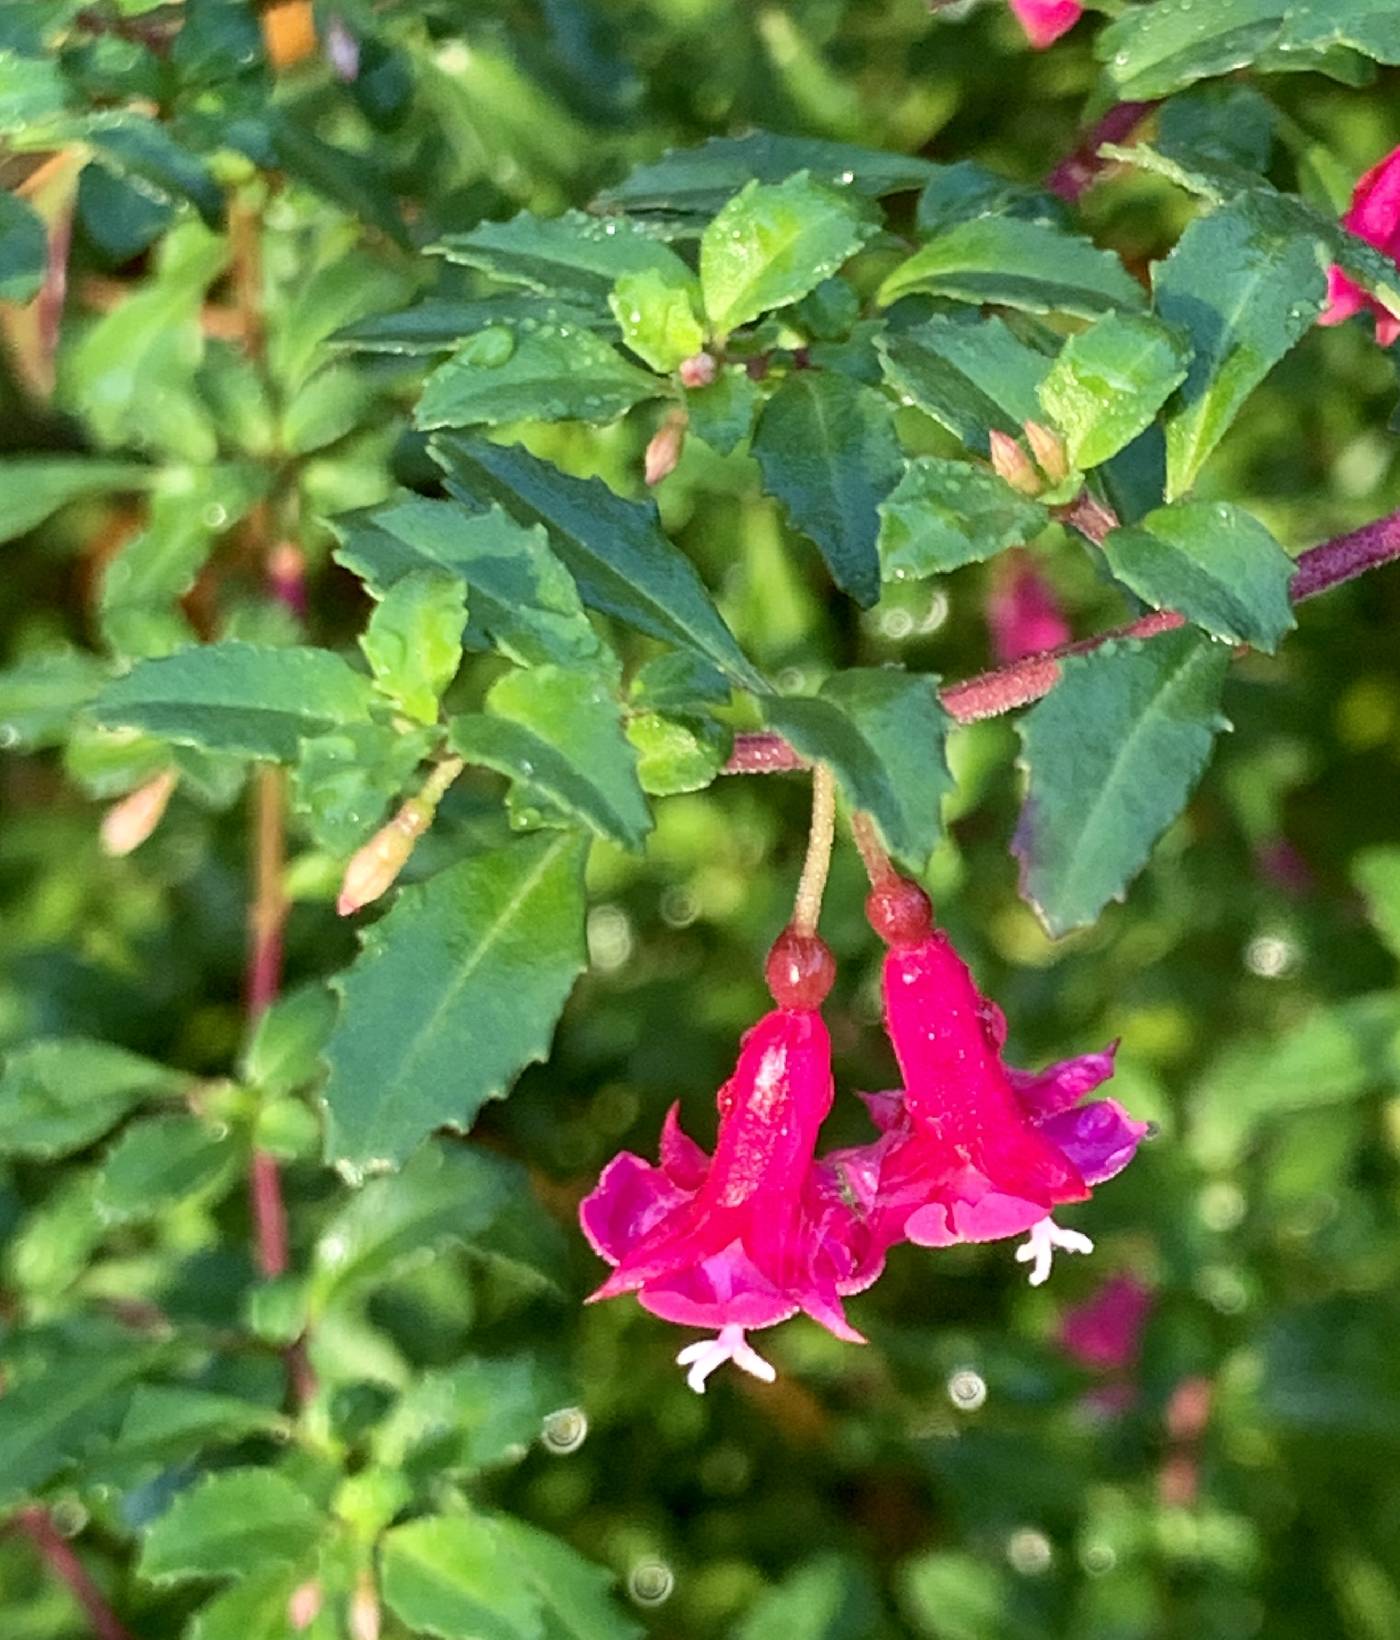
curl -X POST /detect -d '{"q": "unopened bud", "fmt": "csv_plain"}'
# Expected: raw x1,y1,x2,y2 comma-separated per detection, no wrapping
288,1580,323,1631
644,411,687,487
349,1572,380,1640
336,798,430,917
678,351,717,389
100,770,178,858
268,541,308,619
1024,420,1070,484
989,430,1042,497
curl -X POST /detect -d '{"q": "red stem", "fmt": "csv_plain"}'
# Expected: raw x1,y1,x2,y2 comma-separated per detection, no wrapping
15,1510,133,1640
724,506,1400,773
1047,100,1159,202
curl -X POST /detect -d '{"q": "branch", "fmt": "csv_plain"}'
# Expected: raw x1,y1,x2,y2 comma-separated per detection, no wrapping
724,507,1400,775
14,1510,133,1640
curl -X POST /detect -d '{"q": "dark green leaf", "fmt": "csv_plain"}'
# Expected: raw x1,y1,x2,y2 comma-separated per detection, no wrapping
138,1469,323,1583
685,365,760,454
0,458,155,544
291,722,432,855
81,113,224,225
267,113,408,246
113,1384,288,1462
736,1556,880,1640
241,984,337,1098
878,458,1047,580
95,1113,236,1220
0,1038,187,1160
1014,631,1232,935
1037,313,1190,471
380,1514,549,1640
876,316,1051,456
333,296,607,355
915,162,1067,236
0,188,46,302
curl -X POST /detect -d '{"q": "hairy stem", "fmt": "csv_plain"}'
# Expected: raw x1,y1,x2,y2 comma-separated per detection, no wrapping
15,1509,133,1640
792,764,836,936
850,811,895,889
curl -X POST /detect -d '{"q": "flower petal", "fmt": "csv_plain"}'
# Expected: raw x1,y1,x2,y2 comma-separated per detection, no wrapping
1036,1098,1149,1186
1007,0,1083,50
659,1102,709,1190
579,1152,688,1266
1010,1041,1118,1118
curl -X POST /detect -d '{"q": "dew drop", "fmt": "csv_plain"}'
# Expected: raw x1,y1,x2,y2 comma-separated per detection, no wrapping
541,1406,589,1453
947,1367,987,1410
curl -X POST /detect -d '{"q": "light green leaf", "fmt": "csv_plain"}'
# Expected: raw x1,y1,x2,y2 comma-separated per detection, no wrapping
241,984,337,1099
0,649,109,750
1037,313,1190,471
752,371,901,607
449,666,650,849
1014,632,1232,936
626,710,730,796
359,569,466,724
323,834,587,1171
876,316,1052,456
491,1515,642,1640
765,670,953,869
291,722,433,855
187,1566,308,1640
113,1384,288,1462
736,1556,879,1640
138,1469,323,1584
901,1551,1018,1640
373,1355,563,1477
700,174,872,338
380,1514,546,1640
416,323,664,430
0,49,66,133
431,435,765,691
91,642,378,762
0,1038,187,1161
95,1113,236,1220
1154,197,1328,499
1103,500,1296,651
0,188,46,302
268,251,417,391
685,365,760,454
878,458,1047,580
1352,847,1400,963
0,458,155,544
609,266,705,372
878,218,1145,318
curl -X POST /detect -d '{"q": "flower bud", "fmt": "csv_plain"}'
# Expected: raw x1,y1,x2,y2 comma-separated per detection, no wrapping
678,351,717,389
765,927,836,1010
989,430,1042,497
288,1579,323,1631
644,412,687,487
1023,419,1070,484
336,798,431,917
100,770,178,858
349,1572,380,1640
866,876,934,947
268,541,308,619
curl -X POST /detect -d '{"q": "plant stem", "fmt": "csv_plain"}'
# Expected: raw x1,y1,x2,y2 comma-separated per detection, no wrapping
1047,101,1159,202
246,766,289,1280
791,764,836,936
723,504,1400,773
850,811,895,889
15,1509,133,1640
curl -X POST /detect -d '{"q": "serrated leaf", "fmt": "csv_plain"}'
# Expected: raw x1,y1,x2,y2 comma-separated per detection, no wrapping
91,642,378,761
878,458,1047,580
685,365,759,454
241,984,337,1098
113,1384,288,1462
359,569,466,724
1104,500,1296,651
416,322,664,430
0,649,109,750
333,296,608,355
876,316,1052,456
380,1514,547,1640
915,162,1067,236
628,653,730,713
1153,196,1327,499
292,722,433,855
1352,847,1400,962
700,174,872,338
752,371,900,607
765,671,953,869
736,1556,879,1640
431,435,764,690
323,833,587,1170
95,1113,236,1220
0,1038,187,1160
878,218,1145,318
491,1515,642,1640
626,711,730,795
1037,313,1190,471
609,265,705,372
373,1355,562,1477
187,1566,308,1640
139,1469,323,1583
450,666,650,849
1096,1,1283,100
308,1141,542,1311
1014,631,1232,936
77,112,224,225
0,188,46,301
0,458,155,544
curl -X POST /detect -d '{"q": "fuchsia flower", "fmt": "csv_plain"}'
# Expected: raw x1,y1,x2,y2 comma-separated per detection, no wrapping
581,930,884,1391
1319,145,1400,347
1008,0,1083,50
1058,1272,1153,1372
860,877,1148,1283
987,551,1071,665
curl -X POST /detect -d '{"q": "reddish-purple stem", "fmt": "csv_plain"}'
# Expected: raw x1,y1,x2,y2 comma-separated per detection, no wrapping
1047,100,1159,202
15,1510,133,1640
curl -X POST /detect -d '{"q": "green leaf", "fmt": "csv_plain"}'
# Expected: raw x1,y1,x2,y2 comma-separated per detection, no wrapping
752,371,901,607
700,173,872,338
878,458,1047,580
0,458,155,544
323,833,587,1171
0,188,46,302
268,251,417,392
597,131,936,214
915,162,1067,236
878,219,1145,318
1153,197,1328,499
765,670,953,869
876,316,1052,456
685,365,760,454
1282,0,1400,63
380,1514,548,1640
431,435,765,691
333,296,608,355
0,649,109,750
308,1140,542,1311
1103,500,1296,651
139,1469,323,1584
0,48,66,133
95,1113,236,1220
0,1038,187,1160
373,1355,563,1477
1037,313,1190,471
78,113,224,225
609,265,705,372
1352,847,1400,962
628,653,730,714
113,1384,288,1462
431,208,692,308
901,1551,1018,1640
241,984,337,1098
187,1566,308,1640
449,666,650,849
416,322,664,430
91,642,378,762
491,1514,642,1640
359,570,466,724
626,710,730,795
1013,631,1232,936
266,113,408,247
340,497,604,672
736,1556,879,1640
292,722,432,855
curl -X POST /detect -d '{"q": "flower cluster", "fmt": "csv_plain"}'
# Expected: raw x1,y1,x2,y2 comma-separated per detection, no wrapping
581,878,1147,1391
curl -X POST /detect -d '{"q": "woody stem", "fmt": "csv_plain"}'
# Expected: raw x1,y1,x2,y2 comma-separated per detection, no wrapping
850,810,896,889
792,763,836,936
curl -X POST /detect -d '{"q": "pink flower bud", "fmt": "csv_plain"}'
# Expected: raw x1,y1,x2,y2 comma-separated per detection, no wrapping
336,798,430,916
988,430,1042,497
268,541,308,620
644,412,687,487
349,1572,380,1640
1024,419,1070,484
288,1579,323,1631
99,770,178,858
678,351,717,388
1008,0,1082,49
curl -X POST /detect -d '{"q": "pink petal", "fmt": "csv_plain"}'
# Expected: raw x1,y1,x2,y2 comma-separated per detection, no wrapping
1058,1273,1153,1371
1318,266,1370,329
855,1090,905,1133
659,1102,709,1190
1007,0,1083,49
1342,144,1400,248
1009,1041,1119,1118
988,553,1071,666
639,1242,799,1331
905,1174,1050,1246
1035,1098,1149,1186
579,1153,688,1266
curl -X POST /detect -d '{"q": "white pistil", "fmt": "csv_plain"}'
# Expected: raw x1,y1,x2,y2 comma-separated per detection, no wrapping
675,1324,777,1393
1015,1216,1094,1286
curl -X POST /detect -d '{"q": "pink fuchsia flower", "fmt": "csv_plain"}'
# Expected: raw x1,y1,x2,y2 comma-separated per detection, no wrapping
1319,145,1400,347
581,929,884,1391
1008,0,1082,50
1057,1272,1153,1372
987,550,1071,665
860,877,1147,1282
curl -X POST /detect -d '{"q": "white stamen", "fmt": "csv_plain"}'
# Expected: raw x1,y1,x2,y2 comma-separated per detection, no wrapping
1015,1216,1094,1286
674,1324,777,1393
